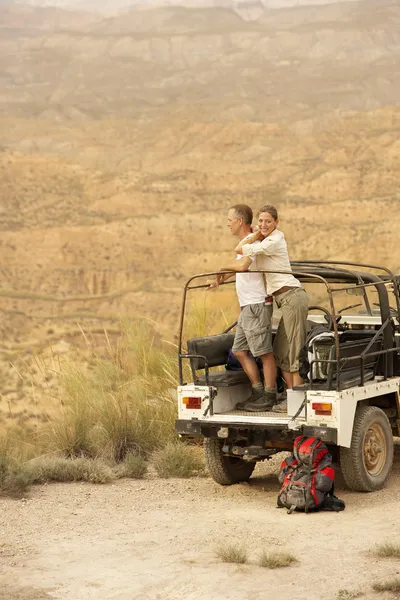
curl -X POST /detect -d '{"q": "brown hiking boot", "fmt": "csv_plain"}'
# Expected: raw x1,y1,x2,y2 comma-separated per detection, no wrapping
236,390,276,412
272,399,288,413
236,387,264,411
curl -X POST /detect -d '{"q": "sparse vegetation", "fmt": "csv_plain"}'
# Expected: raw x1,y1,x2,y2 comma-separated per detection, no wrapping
258,550,298,569
0,321,201,491
0,455,33,498
373,542,400,559
3,321,181,464
42,321,179,461
25,457,114,485
216,544,248,565
372,578,400,594
151,442,205,479
116,452,148,479
336,589,363,600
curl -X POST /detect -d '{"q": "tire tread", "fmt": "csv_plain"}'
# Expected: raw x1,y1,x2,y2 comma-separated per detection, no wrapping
204,438,255,485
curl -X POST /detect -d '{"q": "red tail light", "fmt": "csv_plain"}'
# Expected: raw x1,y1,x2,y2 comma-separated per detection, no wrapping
182,396,202,409
312,402,332,416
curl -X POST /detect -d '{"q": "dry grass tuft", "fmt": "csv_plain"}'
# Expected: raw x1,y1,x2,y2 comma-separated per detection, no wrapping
0,455,33,498
372,578,400,593
25,456,114,484
373,542,400,559
216,544,248,564
258,550,298,569
38,321,180,462
336,589,363,599
115,452,148,479
151,442,205,478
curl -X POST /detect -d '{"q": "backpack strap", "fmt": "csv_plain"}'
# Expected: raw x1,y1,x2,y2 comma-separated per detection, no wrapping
293,436,308,464
304,438,321,514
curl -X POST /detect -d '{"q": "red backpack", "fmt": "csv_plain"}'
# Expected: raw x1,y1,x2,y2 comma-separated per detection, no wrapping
278,436,345,513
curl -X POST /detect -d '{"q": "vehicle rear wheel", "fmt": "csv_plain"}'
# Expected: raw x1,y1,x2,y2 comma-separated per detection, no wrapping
204,438,256,485
340,405,393,492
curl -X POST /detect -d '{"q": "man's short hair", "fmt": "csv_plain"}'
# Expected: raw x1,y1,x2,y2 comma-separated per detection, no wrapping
230,204,253,225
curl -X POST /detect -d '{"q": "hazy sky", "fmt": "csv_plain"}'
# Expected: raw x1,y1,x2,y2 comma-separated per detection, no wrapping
13,0,362,9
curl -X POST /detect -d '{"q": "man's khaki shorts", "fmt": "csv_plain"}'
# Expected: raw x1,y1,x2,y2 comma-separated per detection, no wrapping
273,287,308,373
232,302,273,358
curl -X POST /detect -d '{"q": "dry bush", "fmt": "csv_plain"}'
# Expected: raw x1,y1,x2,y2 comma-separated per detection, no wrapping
0,455,33,498
151,442,205,478
25,457,114,484
258,551,298,569
373,542,400,559
216,544,248,564
115,452,148,479
372,578,400,593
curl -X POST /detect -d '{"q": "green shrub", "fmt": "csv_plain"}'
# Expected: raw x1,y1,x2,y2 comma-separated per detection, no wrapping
151,442,205,478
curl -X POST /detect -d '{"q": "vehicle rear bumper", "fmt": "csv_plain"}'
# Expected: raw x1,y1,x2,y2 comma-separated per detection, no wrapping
176,419,338,444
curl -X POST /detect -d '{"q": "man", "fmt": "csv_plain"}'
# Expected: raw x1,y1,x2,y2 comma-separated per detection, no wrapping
210,204,277,411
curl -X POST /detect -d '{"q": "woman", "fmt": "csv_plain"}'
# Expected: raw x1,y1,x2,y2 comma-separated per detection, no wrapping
235,204,308,411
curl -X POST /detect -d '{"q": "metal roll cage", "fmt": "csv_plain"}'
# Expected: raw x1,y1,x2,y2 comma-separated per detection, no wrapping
178,261,400,390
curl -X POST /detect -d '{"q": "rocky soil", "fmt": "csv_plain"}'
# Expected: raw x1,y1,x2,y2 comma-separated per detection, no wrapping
1,447,400,600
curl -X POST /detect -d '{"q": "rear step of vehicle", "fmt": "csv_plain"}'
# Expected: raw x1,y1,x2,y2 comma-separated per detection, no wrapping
206,410,304,425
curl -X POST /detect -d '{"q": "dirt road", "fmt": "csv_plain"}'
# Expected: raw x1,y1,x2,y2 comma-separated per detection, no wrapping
1,446,400,600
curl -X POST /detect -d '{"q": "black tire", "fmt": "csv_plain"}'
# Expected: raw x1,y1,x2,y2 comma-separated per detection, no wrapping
340,405,393,492
204,438,256,485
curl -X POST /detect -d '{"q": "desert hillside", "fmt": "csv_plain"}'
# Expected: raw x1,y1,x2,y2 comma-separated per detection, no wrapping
1,0,400,406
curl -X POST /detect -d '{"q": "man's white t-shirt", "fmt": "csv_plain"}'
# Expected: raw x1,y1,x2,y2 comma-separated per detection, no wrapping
235,235,266,307
241,229,301,296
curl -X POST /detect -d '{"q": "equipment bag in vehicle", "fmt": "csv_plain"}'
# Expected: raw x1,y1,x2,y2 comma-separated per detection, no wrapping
277,436,345,514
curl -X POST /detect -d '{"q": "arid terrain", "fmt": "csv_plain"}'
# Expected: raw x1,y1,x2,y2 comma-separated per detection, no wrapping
1,0,400,410
1,3,400,598
1,448,400,600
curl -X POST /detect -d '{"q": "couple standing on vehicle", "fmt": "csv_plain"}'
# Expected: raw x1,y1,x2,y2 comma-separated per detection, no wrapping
211,204,308,413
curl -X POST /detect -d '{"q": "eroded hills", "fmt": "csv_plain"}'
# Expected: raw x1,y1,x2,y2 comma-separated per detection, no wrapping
1,0,400,410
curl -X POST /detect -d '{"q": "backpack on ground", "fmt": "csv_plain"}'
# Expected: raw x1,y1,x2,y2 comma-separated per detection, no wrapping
277,436,345,514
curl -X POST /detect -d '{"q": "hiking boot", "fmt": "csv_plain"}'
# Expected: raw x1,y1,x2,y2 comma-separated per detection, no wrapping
275,388,287,403
235,387,264,410
272,399,288,413
244,397,270,412
236,390,276,412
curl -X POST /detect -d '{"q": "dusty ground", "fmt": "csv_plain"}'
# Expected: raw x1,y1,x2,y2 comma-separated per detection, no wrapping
1,446,400,600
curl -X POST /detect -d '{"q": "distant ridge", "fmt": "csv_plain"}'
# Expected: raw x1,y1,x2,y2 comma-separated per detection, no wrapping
14,0,361,16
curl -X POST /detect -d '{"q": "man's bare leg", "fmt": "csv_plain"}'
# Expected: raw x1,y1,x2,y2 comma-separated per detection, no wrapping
259,352,277,391
232,350,261,385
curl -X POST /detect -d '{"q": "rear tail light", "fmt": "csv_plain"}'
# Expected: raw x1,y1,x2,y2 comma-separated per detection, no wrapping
182,396,202,409
312,402,332,416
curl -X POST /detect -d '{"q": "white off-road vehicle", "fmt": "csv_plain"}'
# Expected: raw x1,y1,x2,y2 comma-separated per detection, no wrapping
176,261,400,492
